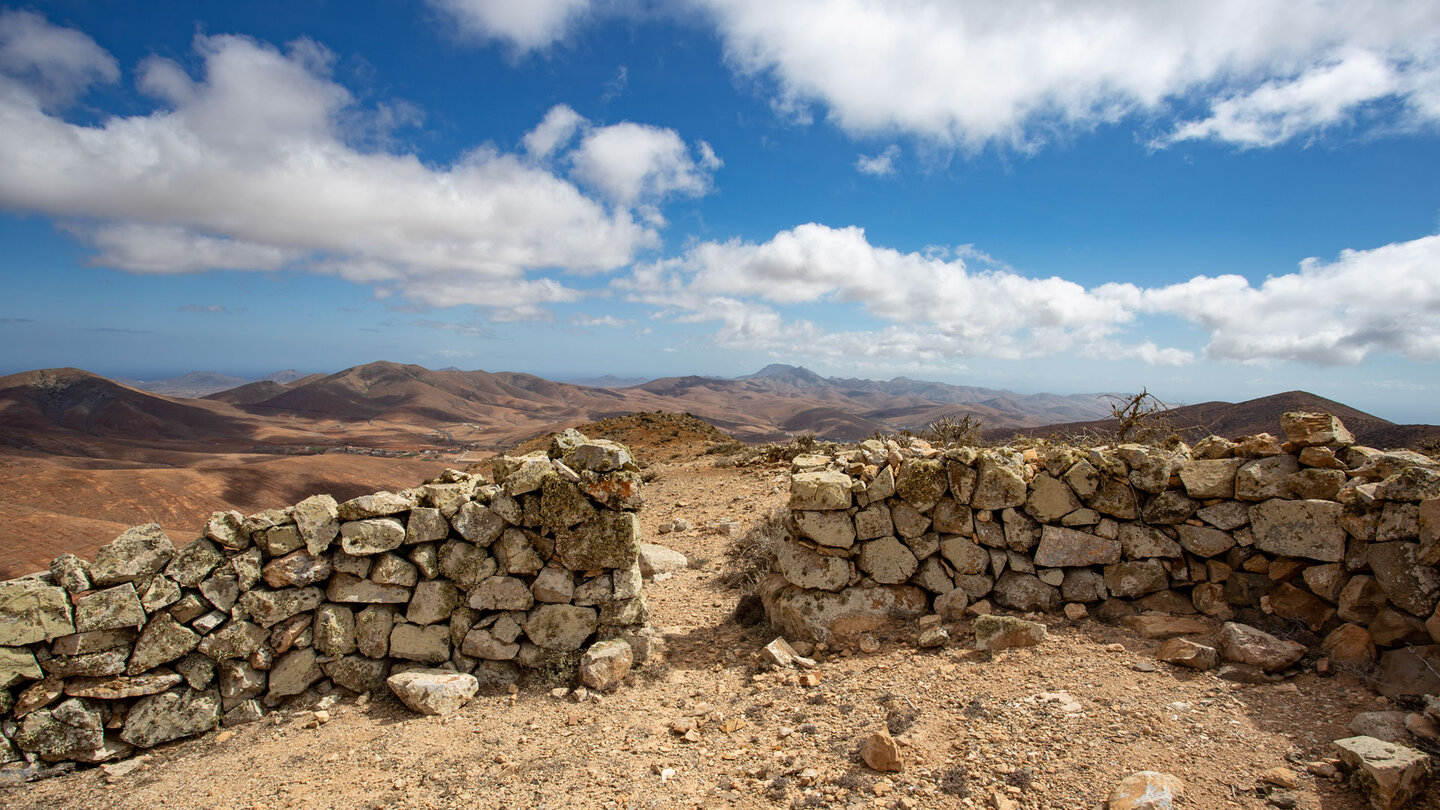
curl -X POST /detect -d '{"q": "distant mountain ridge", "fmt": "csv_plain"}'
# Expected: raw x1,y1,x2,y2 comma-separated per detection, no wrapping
5,362,1433,453
998,390,1440,449
123,369,315,398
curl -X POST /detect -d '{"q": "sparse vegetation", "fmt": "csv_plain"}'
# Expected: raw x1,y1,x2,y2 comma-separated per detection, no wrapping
731,432,846,465
921,413,986,447
719,508,787,592
1047,388,1193,448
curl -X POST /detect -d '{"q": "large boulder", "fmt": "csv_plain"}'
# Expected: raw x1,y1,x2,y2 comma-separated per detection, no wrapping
1236,456,1302,501
554,512,640,570
524,604,598,650
119,689,220,748
72,584,145,634
992,571,1061,612
1249,499,1346,562
971,455,1026,510
760,576,927,643
792,511,857,549
789,471,853,511
0,580,74,646
387,670,479,716
856,537,919,585
1033,525,1120,567
579,639,633,692
776,540,849,591
1333,736,1430,810
1367,542,1440,617
1216,622,1305,673
293,494,340,554
14,698,105,761
90,524,175,586
1280,412,1355,448
973,615,1047,651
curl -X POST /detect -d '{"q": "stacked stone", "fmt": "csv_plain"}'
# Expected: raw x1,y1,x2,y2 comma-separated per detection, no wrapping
761,412,1440,674
0,429,651,769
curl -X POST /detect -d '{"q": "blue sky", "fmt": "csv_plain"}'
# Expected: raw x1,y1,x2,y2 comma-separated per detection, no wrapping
1,1,1438,423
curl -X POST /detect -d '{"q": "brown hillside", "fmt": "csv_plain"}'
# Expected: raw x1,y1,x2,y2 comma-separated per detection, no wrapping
0,368,265,455
996,390,1440,449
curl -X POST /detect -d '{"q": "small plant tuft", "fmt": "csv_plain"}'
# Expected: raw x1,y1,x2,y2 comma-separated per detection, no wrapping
719,508,788,593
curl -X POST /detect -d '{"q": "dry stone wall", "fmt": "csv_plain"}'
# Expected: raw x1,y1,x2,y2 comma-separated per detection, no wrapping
762,412,1440,688
0,429,654,773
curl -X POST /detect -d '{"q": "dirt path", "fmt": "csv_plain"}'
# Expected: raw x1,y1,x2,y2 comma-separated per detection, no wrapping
4,456,1423,810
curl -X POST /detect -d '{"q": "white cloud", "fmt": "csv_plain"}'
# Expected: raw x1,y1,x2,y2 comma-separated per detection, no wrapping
1106,234,1440,365
570,122,721,207
627,222,1440,368
697,0,1440,149
571,313,635,328
523,104,585,158
626,223,1137,363
0,9,118,108
855,144,899,176
428,0,590,52
0,16,715,320
1161,51,1401,147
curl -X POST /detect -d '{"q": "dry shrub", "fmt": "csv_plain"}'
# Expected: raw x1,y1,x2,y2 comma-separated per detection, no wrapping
922,413,986,448
719,508,788,592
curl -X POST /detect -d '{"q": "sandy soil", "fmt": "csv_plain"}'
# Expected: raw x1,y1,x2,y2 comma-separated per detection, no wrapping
5,448,1426,810
0,452,452,579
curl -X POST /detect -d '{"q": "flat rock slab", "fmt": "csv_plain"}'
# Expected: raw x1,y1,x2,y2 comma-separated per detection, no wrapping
1334,735,1431,810
387,670,478,716
1107,771,1184,810
1216,621,1305,673
974,614,1047,651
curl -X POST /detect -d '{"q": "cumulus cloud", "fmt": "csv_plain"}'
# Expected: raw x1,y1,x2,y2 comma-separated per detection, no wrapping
855,145,899,176
428,0,590,52
0,15,713,320
523,103,586,158
625,222,1141,363
1103,234,1440,365
570,122,721,207
0,9,118,108
696,0,1440,149
626,222,1440,367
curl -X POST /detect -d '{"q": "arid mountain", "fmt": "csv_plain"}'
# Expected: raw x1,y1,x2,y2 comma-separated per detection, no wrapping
9,364,1431,453
261,369,311,384
997,390,1440,449
633,363,1114,440
0,368,268,455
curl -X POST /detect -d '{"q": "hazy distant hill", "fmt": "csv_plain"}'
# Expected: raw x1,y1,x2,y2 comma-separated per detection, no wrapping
635,364,1114,439
124,369,316,398
122,371,249,398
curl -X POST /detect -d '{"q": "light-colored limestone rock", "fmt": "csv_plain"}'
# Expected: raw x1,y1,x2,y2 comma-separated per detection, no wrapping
387,669,478,716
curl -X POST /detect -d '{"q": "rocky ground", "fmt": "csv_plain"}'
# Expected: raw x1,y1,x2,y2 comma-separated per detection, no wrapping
4,425,1435,809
